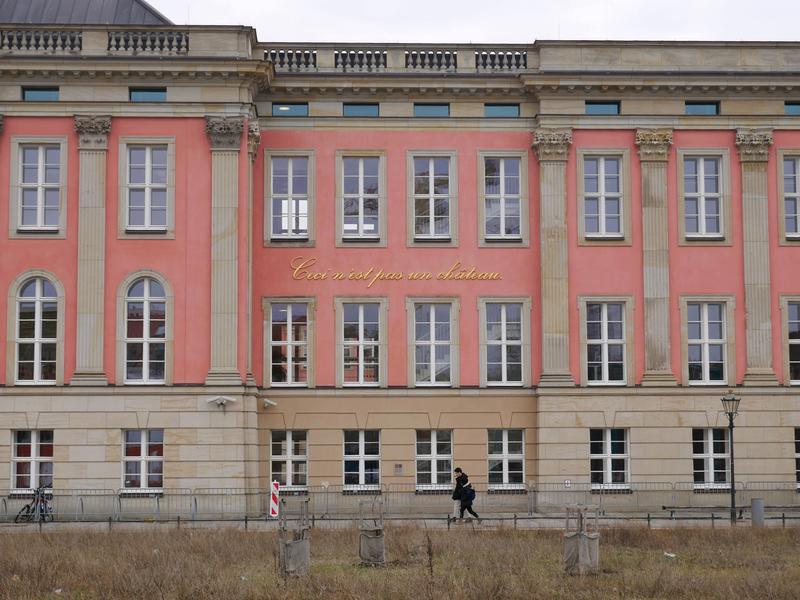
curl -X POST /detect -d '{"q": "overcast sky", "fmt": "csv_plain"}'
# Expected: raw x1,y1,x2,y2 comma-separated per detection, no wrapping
150,0,800,43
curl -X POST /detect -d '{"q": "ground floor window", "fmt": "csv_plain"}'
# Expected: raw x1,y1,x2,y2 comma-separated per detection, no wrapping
270,430,308,489
12,430,53,490
344,430,380,489
487,429,524,489
415,430,452,490
589,428,628,489
692,428,729,489
123,429,164,490
795,428,800,487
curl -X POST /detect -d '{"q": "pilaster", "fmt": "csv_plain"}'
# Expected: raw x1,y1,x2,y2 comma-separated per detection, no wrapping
71,115,111,386
737,129,779,385
245,121,260,387
205,116,245,386
636,129,677,386
533,129,574,386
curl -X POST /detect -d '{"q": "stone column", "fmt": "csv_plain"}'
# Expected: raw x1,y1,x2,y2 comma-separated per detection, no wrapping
533,129,573,386
737,129,778,385
205,116,245,385
245,121,260,385
71,115,111,386
636,129,676,386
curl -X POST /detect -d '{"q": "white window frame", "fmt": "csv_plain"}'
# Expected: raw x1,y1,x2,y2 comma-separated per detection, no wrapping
15,277,58,386
779,152,800,244
585,302,626,385
118,137,175,239
268,153,312,242
125,144,168,231
11,430,54,492
589,428,629,490
413,302,452,387
484,302,524,387
270,430,308,490
122,429,164,492
683,156,722,237
343,430,381,490
781,296,800,385
483,156,522,241
487,429,525,490
411,155,452,241
17,143,61,232
335,298,388,388
478,151,529,247
686,301,726,385
124,277,167,385
677,150,731,246
692,427,729,490
335,153,387,246
582,155,623,238
268,301,310,387
415,430,453,491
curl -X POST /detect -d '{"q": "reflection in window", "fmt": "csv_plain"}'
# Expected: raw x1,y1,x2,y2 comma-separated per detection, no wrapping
125,278,166,384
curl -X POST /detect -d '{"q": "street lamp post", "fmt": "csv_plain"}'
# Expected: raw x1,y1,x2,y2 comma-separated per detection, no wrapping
721,391,741,526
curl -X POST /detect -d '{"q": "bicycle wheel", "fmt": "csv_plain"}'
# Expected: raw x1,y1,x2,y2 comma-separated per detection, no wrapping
14,504,32,523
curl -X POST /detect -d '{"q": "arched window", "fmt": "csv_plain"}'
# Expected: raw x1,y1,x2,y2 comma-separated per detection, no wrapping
16,277,58,384
125,277,166,384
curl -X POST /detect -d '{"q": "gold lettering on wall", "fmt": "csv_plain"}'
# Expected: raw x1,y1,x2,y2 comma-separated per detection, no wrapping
289,256,502,288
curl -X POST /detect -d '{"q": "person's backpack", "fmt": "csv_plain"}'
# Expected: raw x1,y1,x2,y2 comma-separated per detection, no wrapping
464,486,476,502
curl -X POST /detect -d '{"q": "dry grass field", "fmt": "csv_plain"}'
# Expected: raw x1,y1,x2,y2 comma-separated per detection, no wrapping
0,525,798,599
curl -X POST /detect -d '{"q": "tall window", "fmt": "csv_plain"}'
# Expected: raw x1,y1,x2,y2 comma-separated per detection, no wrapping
687,302,725,384
487,429,524,488
342,157,380,239
485,302,523,385
484,157,521,240
342,303,380,386
344,430,380,488
692,428,729,489
583,156,621,237
586,302,625,384
414,303,451,386
684,157,722,237
123,429,164,490
416,430,452,489
795,428,800,486
413,157,450,240
270,302,308,386
19,144,60,230
271,431,308,489
12,430,53,490
126,145,167,231
789,301,800,383
589,429,628,489
16,277,58,384
784,157,800,238
125,278,166,384
271,156,309,239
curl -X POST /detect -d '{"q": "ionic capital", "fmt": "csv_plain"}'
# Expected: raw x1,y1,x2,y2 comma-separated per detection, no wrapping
74,115,111,150
635,129,673,162
532,128,572,162
736,128,773,163
205,116,245,151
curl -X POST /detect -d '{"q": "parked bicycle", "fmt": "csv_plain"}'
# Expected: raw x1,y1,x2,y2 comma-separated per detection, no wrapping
14,487,54,523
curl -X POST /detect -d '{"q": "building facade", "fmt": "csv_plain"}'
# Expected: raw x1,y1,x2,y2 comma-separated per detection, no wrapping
1,5,800,503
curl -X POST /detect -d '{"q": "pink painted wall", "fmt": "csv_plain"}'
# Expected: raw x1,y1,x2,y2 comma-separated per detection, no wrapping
0,117,80,383
104,118,212,384
251,129,541,388
566,130,646,384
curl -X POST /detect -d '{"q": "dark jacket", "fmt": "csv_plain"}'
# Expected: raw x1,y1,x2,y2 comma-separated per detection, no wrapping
452,473,474,504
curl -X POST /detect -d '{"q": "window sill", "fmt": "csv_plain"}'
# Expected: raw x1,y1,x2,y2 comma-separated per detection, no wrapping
14,381,56,386
485,382,524,388
270,236,310,243
584,235,625,241
342,487,381,495
341,237,382,243
686,381,728,386
414,383,453,388
124,228,168,235
119,489,164,497
342,383,381,388
123,381,166,386
483,237,523,244
587,381,627,387
415,487,452,495
413,237,452,243
684,235,725,242
16,228,60,235
590,486,632,494
692,486,730,494
487,486,527,495
275,487,309,495
269,383,309,389
9,489,52,499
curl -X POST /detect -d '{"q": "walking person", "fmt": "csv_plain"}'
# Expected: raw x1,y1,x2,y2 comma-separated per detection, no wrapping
452,467,479,522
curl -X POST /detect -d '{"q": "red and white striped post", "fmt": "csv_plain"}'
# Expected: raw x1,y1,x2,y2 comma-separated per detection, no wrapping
269,480,280,518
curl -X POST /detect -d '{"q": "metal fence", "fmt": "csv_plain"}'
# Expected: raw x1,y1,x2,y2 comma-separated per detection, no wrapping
2,482,799,523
